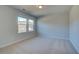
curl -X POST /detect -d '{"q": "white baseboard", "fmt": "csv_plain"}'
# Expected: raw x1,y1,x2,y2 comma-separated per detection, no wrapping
0,36,36,48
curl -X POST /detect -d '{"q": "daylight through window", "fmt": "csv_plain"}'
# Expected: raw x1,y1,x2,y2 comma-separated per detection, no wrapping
28,19,34,31
17,17,34,33
18,17,27,33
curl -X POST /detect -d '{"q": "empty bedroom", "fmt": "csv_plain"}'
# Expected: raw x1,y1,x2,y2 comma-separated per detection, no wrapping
0,5,79,54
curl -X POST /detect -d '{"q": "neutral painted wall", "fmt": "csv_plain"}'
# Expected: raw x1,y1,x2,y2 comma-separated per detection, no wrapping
0,6,36,48
37,13,69,40
69,6,79,53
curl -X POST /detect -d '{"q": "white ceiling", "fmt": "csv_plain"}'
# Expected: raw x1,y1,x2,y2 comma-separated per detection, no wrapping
11,5,72,16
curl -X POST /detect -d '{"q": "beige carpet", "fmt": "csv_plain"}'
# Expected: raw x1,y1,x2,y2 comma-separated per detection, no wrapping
0,37,77,54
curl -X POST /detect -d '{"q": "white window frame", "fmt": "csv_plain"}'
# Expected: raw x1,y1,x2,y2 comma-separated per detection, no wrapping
28,19,34,32
17,17,27,33
17,16,35,33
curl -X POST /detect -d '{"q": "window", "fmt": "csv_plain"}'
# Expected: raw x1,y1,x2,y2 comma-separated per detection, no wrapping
17,17,27,33
28,19,34,31
17,17,35,33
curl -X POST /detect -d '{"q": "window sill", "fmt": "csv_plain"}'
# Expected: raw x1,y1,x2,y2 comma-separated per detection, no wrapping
17,31,35,34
